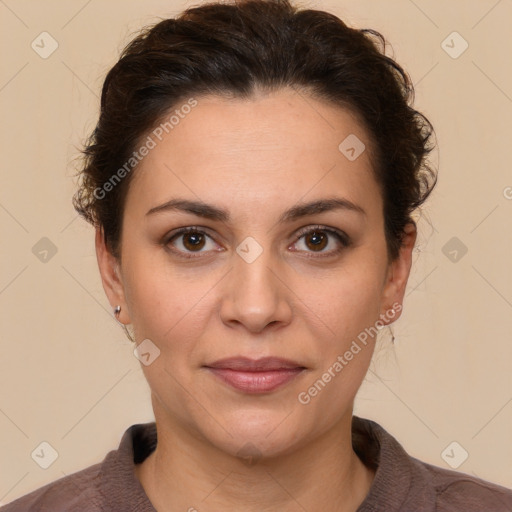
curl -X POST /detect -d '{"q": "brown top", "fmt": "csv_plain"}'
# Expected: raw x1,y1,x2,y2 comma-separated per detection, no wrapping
2,416,511,511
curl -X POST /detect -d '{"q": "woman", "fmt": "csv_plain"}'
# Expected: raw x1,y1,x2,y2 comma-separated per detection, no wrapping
2,0,511,510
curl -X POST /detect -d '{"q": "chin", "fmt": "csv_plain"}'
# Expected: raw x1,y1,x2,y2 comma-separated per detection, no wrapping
217,431,297,463
200,409,306,461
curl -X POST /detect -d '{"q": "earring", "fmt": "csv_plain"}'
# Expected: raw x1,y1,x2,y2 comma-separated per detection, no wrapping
389,325,395,344
113,305,134,343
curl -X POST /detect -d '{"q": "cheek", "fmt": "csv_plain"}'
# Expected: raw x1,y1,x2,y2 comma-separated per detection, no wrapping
297,263,385,342
120,239,211,339
127,277,207,344
293,269,383,424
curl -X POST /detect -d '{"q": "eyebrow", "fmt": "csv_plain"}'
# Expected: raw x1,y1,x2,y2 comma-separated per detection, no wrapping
145,197,366,223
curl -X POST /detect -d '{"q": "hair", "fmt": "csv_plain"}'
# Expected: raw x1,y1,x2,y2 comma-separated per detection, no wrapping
72,0,437,262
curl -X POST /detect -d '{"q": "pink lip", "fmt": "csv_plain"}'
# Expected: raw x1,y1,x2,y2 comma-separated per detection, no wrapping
204,357,306,393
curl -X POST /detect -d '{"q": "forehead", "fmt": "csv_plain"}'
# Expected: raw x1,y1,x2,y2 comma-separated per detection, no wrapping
125,88,381,221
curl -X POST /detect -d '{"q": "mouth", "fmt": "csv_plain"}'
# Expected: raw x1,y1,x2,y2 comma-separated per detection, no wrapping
203,356,307,393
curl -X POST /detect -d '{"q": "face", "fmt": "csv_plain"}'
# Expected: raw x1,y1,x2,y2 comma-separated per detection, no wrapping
96,87,415,459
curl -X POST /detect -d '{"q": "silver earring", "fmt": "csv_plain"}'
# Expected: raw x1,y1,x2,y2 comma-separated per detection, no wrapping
114,305,121,316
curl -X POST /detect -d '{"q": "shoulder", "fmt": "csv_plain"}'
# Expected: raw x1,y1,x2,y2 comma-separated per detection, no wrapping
0,462,104,512
417,459,512,511
1,422,157,512
353,416,512,512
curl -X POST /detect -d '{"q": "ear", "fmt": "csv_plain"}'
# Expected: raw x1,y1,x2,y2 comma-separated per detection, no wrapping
379,222,417,324
95,227,131,325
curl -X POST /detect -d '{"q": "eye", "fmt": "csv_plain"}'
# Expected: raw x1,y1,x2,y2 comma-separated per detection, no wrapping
163,224,351,260
164,227,220,258
290,225,351,257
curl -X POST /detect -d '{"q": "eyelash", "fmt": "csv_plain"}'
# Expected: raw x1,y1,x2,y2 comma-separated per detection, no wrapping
163,225,351,260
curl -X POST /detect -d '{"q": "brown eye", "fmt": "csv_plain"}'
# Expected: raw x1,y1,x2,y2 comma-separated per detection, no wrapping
292,225,350,257
304,230,328,252
165,227,218,258
182,231,206,251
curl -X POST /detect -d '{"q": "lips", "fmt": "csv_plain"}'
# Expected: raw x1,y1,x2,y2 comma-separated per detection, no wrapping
204,357,306,393
205,356,306,371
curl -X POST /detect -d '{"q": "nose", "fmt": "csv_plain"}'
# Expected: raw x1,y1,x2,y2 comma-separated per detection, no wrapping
219,244,293,334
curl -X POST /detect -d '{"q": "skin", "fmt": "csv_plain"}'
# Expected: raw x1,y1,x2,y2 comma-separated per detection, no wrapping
96,87,416,512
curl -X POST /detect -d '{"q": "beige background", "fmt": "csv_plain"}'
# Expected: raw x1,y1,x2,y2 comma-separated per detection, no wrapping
1,0,511,505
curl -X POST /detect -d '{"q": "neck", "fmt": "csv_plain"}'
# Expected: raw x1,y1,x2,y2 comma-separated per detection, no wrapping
135,406,375,512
